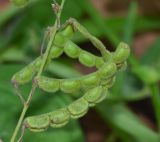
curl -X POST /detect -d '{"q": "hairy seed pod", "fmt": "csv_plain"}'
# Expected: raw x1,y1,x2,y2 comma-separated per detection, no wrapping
95,57,105,68
99,62,117,79
78,51,96,67
37,76,60,93
83,86,103,107
11,0,29,7
95,88,107,103
11,65,35,85
116,61,127,71
61,25,74,39
60,80,81,93
64,41,81,58
49,108,70,128
53,32,68,47
11,26,74,86
81,73,100,90
113,42,130,64
68,98,88,119
49,46,64,59
25,115,50,132
33,57,43,71
101,76,116,88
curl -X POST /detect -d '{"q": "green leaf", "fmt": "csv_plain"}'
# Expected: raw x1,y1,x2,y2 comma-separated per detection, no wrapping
123,1,138,45
97,102,159,142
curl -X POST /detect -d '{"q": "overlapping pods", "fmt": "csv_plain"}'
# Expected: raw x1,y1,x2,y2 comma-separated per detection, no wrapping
11,25,75,85
11,32,130,86
36,61,117,93
25,86,107,132
24,41,130,132
11,18,130,133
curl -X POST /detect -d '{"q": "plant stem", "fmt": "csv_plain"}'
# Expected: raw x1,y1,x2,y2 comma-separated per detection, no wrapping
10,83,37,142
10,1,66,142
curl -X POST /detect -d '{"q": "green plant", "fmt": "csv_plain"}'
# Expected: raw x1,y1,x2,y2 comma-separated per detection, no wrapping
9,0,130,142
1,0,160,142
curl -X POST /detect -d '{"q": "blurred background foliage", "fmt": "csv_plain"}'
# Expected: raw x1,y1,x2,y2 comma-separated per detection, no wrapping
0,0,160,142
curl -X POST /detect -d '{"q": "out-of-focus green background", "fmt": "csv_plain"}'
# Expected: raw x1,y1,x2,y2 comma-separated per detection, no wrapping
0,0,160,142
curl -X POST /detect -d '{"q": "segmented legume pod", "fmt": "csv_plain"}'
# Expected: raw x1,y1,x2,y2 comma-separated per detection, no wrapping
49,108,70,128
36,61,117,93
112,42,130,64
11,24,74,85
25,86,108,132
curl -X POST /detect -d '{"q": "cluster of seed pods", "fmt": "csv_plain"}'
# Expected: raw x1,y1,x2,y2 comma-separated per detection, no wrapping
11,18,130,132
24,86,107,132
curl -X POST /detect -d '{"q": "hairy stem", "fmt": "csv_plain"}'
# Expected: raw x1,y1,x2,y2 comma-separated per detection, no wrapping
10,1,66,142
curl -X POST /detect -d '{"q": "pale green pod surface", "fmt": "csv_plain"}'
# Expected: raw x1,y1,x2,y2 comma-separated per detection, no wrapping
61,25,74,39
53,32,67,47
95,57,105,68
49,108,70,128
68,98,88,119
101,76,116,88
117,61,127,71
64,41,81,58
113,42,130,64
60,79,81,93
37,76,60,93
84,86,103,106
99,62,117,79
31,56,43,72
79,51,96,67
95,88,108,103
49,46,64,59
33,55,52,71
81,72,100,90
11,65,35,85
25,115,50,132
11,0,28,7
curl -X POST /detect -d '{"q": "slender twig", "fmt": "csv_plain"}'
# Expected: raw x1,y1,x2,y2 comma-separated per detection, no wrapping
10,1,66,142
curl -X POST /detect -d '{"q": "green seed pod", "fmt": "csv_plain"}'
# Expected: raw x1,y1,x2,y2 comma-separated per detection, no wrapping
81,72,100,90
60,79,81,93
32,57,43,71
11,65,35,85
64,41,81,58
49,108,70,128
49,46,64,59
113,42,130,64
37,76,60,93
101,76,116,88
95,88,107,103
95,57,105,68
99,62,117,79
68,98,88,119
25,115,50,132
79,51,96,67
83,86,103,107
11,0,29,7
117,61,127,71
53,32,67,47
61,25,74,39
